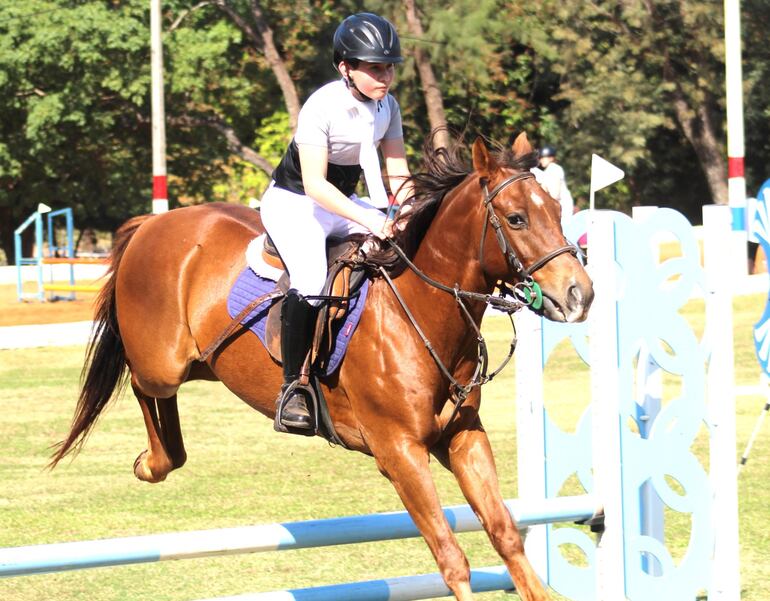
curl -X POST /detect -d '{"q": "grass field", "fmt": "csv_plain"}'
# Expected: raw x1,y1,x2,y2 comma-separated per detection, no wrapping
1,294,769,600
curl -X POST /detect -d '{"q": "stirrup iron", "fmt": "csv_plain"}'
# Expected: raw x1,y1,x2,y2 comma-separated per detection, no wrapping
274,380,318,436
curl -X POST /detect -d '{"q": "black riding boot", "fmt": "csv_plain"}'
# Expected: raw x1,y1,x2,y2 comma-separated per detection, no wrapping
276,289,316,430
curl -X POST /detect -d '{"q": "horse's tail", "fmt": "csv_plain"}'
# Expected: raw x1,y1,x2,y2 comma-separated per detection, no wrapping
49,214,155,468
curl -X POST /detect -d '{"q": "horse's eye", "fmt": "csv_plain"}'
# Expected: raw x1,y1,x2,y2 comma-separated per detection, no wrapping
506,213,527,229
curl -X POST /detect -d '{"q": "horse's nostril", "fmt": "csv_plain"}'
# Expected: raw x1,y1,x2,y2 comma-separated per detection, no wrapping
567,283,583,309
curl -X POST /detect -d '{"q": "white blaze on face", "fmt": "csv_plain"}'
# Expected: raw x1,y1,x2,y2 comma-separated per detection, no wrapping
530,191,545,207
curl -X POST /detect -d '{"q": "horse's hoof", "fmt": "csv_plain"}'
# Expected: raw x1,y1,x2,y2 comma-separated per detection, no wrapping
133,450,167,483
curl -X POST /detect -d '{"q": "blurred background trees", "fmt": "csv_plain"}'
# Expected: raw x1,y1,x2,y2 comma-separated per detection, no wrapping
1,0,769,262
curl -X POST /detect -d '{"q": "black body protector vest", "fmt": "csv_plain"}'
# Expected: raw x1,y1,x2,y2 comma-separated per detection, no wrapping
273,140,362,198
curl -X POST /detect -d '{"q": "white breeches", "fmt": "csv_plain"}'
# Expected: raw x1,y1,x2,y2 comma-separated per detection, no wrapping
255,182,384,305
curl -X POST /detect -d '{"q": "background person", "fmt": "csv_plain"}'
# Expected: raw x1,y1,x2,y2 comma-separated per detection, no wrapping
538,145,574,228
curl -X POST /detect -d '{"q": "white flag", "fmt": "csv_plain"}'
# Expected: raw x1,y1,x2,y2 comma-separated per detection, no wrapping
37,203,52,214
590,154,624,193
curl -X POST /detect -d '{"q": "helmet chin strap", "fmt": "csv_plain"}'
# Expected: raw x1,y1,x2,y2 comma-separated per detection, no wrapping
344,70,374,103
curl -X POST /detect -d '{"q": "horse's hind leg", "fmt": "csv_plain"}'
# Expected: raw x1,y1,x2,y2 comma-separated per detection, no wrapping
133,383,187,483
435,416,550,601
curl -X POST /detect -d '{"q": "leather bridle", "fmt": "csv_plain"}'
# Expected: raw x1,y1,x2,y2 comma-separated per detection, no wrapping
376,169,581,434
479,171,578,306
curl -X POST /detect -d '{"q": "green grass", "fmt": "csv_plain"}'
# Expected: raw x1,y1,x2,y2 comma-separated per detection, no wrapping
1,293,769,600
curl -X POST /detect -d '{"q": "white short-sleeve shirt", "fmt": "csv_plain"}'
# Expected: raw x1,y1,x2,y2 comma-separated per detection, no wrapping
541,162,574,223
294,79,403,165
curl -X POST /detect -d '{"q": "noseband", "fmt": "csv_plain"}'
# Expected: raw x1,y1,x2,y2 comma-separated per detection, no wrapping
480,172,578,308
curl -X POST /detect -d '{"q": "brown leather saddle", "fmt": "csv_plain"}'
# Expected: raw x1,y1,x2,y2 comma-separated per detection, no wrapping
261,234,369,373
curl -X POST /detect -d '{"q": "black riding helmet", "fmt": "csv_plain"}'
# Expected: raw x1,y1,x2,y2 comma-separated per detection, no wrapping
333,13,403,67
539,146,557,158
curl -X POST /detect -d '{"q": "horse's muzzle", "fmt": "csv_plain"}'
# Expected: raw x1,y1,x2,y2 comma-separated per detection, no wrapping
541,277,594,323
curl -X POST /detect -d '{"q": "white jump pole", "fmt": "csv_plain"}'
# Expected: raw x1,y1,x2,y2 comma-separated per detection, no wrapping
514,308,548,579
150,0,169,214
589,211,626,600
0,496,596,578
702,204,741,600
631,206,665,577
724,0,747,274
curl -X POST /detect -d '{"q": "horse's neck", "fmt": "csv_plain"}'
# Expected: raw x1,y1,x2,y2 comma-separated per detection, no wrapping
413,177,491,301
396,178,492,339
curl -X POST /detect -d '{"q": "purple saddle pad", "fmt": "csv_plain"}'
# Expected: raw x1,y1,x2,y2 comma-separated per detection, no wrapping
226,268,369,377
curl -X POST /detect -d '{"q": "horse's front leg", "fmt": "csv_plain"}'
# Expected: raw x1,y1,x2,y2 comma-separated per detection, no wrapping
367,433,474,600
435,416,550,601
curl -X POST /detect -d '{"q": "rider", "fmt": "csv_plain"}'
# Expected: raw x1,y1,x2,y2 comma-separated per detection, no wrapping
250,12,413,432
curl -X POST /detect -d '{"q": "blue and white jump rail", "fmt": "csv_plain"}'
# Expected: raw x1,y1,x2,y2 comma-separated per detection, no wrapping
194,566,516,601
0,496,597,600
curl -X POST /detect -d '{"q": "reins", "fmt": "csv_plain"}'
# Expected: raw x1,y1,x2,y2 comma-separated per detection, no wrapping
378,171,579,433
377,262,517,432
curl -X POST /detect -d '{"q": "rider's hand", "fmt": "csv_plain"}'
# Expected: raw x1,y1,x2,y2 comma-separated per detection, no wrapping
366,214,390,240
395,203,413,232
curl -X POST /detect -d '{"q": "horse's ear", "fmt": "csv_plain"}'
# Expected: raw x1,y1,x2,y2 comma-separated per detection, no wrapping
472,137,497,178
511,132,534,158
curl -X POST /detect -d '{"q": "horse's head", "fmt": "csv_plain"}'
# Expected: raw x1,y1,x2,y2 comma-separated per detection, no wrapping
472,134,593,322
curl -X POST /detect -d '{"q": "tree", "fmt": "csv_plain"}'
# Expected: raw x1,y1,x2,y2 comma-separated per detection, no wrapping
163,0,340,178
402,0,449,149
5,0,766,264
160,0,368,194
742,0,770,195
170,0,302,133
373,0,549,157
0,1,154,262
525,0,770,214
0,1,352,262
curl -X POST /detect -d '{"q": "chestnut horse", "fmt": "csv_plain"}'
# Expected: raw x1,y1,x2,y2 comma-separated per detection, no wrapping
51,134,592,601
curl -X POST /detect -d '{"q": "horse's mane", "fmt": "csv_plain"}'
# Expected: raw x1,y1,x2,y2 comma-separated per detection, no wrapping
366,130,538,274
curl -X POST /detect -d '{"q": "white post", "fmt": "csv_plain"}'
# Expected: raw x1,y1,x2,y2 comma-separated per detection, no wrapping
702,204,741,600
514,310,548,579
588,211,626,600
724,0,747,274
151,0,169,214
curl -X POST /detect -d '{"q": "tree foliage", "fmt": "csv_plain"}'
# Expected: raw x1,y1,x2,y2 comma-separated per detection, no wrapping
520,0,770,220
743,0,770,196
0,1,153,261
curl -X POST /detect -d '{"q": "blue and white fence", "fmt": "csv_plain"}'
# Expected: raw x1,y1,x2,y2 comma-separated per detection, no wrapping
195,566,515,601
1,206,744,601
515,205,742,601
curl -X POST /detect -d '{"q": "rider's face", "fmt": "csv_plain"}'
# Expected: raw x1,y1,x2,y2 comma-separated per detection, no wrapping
341,61,395,101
